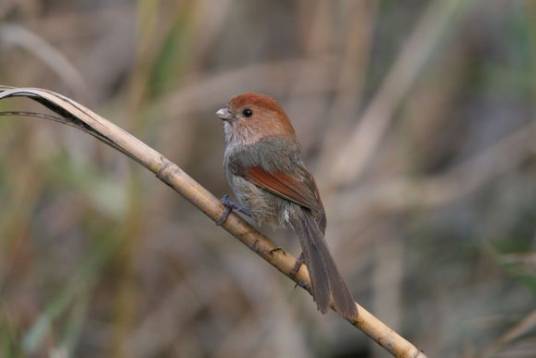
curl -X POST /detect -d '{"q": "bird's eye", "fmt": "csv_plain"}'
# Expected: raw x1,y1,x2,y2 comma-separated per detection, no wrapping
242,108,253,118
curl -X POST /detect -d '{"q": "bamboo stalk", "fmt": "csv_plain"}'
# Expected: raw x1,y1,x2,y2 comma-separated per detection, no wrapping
0,86,426,358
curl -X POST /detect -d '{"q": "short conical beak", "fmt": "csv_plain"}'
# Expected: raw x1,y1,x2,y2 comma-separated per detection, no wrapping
216,107,234,121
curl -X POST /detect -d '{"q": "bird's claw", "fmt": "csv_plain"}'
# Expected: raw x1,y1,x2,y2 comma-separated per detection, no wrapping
216,194,251,226
216,206,232,226
290,252,304,278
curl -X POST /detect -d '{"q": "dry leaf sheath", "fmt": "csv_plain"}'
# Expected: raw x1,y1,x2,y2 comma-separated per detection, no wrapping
0,86,426,358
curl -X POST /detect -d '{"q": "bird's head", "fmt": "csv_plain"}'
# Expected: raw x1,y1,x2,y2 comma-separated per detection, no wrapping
216,92,296,145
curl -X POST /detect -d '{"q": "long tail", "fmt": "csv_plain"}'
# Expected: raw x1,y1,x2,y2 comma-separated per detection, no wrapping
292,213,357,319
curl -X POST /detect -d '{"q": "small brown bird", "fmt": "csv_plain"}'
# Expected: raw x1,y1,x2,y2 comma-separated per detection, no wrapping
216,92,357,319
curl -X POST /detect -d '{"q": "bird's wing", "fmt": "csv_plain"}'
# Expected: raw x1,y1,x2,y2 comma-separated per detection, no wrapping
242,165,322,211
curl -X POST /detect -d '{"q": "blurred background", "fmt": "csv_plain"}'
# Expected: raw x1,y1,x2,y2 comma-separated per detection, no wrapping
0,0,535,357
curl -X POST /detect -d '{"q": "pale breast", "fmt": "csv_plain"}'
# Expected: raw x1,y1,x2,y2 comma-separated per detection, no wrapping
228,174,282,227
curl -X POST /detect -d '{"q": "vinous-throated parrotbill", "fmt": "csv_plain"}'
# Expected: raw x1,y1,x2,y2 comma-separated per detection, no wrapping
216,93,357,319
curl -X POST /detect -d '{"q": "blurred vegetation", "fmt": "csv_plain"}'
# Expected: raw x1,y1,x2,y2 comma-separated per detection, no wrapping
0,0,535,357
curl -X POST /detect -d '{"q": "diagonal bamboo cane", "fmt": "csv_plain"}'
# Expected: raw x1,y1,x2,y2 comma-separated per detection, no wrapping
0,86,426,358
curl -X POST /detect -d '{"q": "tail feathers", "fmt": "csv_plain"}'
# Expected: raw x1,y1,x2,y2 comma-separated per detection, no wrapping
294,214,357,319
300,220,331,312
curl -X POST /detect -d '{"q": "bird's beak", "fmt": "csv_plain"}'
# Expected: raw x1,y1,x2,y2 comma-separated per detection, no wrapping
216,107,234,121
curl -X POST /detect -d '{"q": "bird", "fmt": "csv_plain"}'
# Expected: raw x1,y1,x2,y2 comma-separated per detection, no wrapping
215,92,357,319
216,92,357,319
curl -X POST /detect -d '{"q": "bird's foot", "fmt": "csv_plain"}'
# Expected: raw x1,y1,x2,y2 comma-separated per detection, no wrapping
290,252,305,277
290,252,306,289
216,194,251,225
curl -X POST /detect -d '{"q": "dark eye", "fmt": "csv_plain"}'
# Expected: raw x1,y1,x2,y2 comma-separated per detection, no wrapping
242,108,253,118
